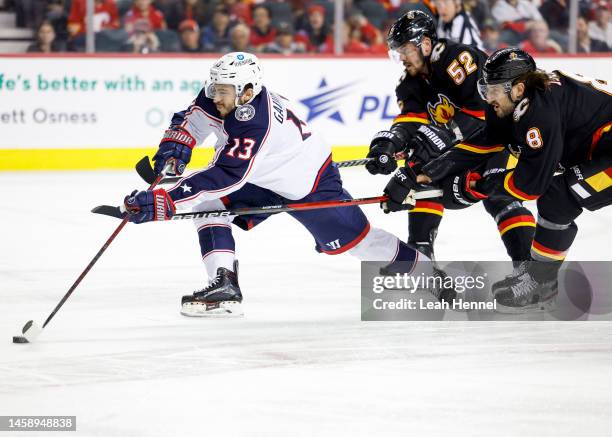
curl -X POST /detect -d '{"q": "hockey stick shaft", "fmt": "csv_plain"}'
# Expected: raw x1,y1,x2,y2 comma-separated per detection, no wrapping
155,157,376,185
42,158,164,328
168,189,443,220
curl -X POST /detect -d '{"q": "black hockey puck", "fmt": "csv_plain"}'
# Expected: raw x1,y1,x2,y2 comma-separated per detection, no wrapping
13,336,29,344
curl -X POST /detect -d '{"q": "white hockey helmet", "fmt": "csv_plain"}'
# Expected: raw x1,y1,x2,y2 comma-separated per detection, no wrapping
205,52,263,104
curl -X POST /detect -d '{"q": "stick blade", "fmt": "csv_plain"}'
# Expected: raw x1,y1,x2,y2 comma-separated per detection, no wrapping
135,156,156,184
13,320,42,343
91,205,125,219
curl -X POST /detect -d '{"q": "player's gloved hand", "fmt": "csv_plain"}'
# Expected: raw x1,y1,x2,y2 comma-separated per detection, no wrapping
381,166,419,213
441,171,488,208
152,128,196,176
123,188,176,224
366,141,397,175
408,124,455,163
366,128,410,175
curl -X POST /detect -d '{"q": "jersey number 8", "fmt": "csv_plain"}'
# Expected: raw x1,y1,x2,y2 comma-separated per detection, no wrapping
526,127,543,149
447,51,478,85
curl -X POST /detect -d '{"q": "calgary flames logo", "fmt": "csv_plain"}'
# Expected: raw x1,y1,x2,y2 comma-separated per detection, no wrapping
427,94,458,126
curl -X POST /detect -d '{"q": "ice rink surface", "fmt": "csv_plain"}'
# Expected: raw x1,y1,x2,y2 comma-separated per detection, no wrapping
1,168,612,436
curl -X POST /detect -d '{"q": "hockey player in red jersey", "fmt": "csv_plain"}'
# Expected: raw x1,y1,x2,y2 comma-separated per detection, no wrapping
415,48,612,312
366,11,535,265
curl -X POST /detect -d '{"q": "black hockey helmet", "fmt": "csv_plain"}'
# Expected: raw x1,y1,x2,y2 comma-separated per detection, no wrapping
387,10,437,50
481,48,536,85
477,48,536,100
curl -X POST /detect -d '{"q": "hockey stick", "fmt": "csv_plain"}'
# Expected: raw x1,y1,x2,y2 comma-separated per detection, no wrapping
91,188,443,221
13,157,165,344
137,157,378,186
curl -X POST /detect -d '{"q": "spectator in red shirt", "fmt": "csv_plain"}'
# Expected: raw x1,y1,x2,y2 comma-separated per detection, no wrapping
520,19,562,53
343,22,369,54
347,11,382,47
124,0,167,34
67,0,119,37
295,5,333,53
250,5,276,50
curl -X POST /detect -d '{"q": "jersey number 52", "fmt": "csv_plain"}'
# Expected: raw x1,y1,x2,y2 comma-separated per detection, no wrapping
447,51,478,85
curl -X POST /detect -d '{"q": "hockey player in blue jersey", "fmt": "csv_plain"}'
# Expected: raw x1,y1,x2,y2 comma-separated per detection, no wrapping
122,52,442,317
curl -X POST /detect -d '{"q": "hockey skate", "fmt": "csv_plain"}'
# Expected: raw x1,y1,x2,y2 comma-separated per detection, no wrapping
379,241,457,305
411,241,457,304
492,261,559,313
181,265,244,317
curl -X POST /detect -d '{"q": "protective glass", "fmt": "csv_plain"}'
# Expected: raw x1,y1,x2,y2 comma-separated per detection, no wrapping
477,78,512,101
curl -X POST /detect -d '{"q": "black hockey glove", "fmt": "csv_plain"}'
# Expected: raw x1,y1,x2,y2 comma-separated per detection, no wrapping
382,166,419,213
365,128,410,175
408,124,455,163
440,171,488,208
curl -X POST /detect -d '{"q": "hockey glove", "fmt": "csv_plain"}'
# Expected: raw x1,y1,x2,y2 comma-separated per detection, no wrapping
441,171,488,208
382,166,419,213
365,128,410,175
408,124,455,163
153,127,196,176
124,188,176,224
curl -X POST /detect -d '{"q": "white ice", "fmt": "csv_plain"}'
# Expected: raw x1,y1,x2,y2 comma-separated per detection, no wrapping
1,168,611,437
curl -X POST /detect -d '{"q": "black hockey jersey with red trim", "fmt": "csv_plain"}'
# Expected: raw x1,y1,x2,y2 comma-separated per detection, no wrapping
392,38,488,141
500,71,612,200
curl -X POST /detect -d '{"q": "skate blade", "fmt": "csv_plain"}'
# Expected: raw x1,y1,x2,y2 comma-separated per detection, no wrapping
494,298,557,314
181,301,244,318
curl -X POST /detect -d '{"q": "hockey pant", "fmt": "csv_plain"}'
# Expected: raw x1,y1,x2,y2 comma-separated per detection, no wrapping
531,146,612,262
188,162,418,280
408,150,535,260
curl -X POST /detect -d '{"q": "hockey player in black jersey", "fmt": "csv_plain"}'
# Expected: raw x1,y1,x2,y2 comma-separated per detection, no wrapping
418,47,612,312
367,11,535,263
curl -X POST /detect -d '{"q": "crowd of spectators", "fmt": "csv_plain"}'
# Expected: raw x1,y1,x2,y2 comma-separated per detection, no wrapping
7,0,612,55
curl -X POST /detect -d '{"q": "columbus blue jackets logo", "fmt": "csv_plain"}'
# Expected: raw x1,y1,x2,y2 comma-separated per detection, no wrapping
427,94,458,125
299,78,356,124
235,104,255,122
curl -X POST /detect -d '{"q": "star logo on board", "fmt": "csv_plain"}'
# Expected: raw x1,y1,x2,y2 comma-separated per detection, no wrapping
181,183,192,193
299,78,357,124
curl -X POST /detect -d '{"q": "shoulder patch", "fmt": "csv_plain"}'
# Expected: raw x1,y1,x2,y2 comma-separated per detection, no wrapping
431,43,445,63
235,104,255,122
513,98,530,122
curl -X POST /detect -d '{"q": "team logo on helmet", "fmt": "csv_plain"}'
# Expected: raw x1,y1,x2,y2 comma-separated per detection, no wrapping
407,11,415,19
427,94,457,125
509,52,518,60
235,104,255,122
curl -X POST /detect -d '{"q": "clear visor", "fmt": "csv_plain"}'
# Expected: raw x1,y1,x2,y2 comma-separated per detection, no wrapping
204,79,216,99
387,41,419,64
477,78,512,101
204,80,238,100
388,49,401,63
